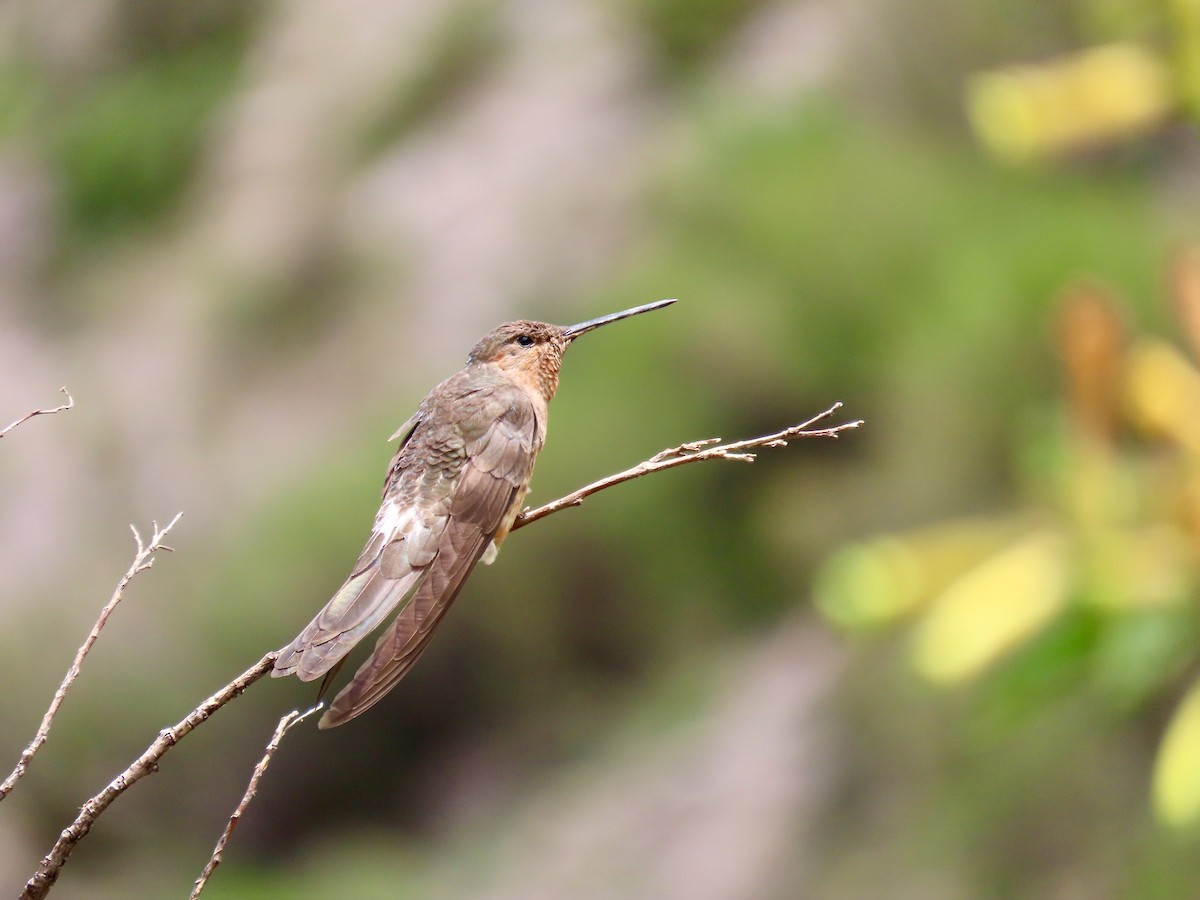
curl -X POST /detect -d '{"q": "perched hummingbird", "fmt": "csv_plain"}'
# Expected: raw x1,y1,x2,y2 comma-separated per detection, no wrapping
273,298,676,728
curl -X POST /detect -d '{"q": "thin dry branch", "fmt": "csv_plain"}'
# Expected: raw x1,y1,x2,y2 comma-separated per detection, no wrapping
21,401,861,898
0,513,184,802
20,653,278,900
190,702,324,899
0,387,73,439
513,402,862,531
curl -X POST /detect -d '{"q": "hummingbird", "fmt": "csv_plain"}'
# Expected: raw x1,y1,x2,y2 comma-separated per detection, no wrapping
273,298,676,727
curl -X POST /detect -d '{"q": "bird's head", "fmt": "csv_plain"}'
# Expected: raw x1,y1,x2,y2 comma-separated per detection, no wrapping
467,299,676,402
467,321,570,401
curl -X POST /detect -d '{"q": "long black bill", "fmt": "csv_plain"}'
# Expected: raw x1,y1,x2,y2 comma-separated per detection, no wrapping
562,298,677,340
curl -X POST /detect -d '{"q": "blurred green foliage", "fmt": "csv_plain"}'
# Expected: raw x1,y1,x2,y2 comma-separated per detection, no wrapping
44,2,254,246
49,38,244,238
811,0,1200,846
814,249,1200,839
355,1,503,162
966,0,1200,160
624,0,768,74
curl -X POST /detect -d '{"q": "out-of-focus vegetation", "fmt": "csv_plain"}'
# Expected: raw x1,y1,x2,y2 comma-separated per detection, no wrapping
816,261,1200,830
2,0,1200,897
964,0,1200,161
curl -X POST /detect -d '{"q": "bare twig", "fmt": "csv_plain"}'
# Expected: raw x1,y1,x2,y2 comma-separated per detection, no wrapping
513,403,862,531
0,387,73,439
20,653,279,900
190,702,324,899
0,513,184,802
19,402,861,898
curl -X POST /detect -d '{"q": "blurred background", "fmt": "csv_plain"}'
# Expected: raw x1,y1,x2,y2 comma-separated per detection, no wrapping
3,0,1200,897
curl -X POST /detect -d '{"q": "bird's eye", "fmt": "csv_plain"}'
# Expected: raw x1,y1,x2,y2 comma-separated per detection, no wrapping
516,335,534,347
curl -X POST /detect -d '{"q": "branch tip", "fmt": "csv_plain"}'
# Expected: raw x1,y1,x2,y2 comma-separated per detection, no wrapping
513,402,860,531
1,388,75,439
2,511,188,808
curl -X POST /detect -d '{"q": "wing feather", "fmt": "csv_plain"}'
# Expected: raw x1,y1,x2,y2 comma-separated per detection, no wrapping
319,514,501,727
318,408,536,727
272,420,445,683
275,374,542,726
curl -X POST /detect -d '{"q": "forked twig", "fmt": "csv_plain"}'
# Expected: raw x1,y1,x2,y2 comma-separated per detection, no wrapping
20,402,862,897
0,387,73,439
20,653,279,900
189,702,324,899
513,402,862,531
0,513,184,802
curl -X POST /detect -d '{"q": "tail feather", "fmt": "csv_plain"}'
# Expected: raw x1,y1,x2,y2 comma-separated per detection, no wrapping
272,565,427,681
318,530,488,727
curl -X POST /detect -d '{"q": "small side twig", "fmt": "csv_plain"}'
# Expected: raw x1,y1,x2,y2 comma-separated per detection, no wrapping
0,387,73,439
0,512,184,802
19,400,862,899
190,702,324,899
513,402,862,531
20,653,279,900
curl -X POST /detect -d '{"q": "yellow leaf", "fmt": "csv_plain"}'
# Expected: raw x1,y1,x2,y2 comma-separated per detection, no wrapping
1153,677,1200,828
966,43,1172,162
912,531,1070,684
1126,338,1200,456
1085,524,1191,611
814,520,1024,631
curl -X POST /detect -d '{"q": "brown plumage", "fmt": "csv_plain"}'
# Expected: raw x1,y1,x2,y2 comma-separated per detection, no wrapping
272,299,675,728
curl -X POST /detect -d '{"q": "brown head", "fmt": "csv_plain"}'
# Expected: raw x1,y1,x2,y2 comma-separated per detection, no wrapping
467,298,676,402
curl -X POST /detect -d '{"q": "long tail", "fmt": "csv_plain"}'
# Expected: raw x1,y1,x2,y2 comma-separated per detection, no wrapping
318,534,487,727
272,564,427,682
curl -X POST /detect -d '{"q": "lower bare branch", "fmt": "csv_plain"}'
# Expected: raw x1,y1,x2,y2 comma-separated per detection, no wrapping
512,403,863,531
18,401,862,899
0,513,184,802
190,702,324,899
0,387,74,439
20,653,278,900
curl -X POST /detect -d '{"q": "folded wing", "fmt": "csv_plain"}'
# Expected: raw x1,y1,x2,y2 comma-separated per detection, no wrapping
318,390,539,727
